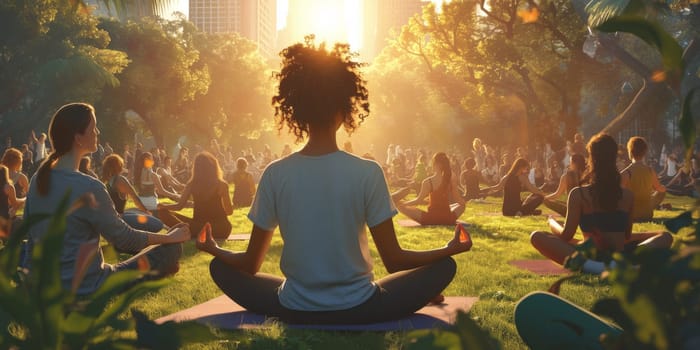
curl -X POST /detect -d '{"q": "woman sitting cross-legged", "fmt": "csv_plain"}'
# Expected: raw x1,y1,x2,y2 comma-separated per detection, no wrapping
133,151,180,214
230,157,256,209
158,152,233,240
195,40,472,325
392,152,465,225
485,158,546,216
543,153,585,217
101,154,164,233
22,103,190,295
530,133,672,274
459,158,489,201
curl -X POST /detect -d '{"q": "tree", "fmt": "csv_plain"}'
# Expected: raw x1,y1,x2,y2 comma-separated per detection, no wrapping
384,0,604,144
581,0,700,138
97,15,209,146
0,0,129,142
180,31,273,149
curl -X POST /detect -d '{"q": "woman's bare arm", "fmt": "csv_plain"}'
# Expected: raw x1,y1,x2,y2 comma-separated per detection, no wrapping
370,219,470,273
197,224,273,275
403,178,431,206
558,188,582,241
116,175,150,213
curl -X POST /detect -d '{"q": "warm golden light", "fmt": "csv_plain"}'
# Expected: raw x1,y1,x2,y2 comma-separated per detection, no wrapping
280,0,363,50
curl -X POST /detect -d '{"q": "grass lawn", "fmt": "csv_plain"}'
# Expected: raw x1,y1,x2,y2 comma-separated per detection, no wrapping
128,189,695,349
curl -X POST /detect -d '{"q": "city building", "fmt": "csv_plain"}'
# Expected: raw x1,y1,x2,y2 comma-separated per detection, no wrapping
189,0,277,57
362,0,427,60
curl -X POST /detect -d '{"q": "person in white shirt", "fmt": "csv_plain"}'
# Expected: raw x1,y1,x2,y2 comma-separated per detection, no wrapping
196,40,472,324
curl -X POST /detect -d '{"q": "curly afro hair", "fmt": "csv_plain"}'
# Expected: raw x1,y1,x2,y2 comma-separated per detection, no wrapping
272,36,370,143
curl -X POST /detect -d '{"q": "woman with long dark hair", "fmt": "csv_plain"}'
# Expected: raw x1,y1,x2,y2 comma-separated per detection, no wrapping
393,152,465,225
486,158,546,216
158,151,233,239
530,133,672,273
22,103,190,295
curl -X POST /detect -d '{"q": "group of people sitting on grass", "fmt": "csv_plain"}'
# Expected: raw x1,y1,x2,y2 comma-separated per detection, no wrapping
11,40,677,328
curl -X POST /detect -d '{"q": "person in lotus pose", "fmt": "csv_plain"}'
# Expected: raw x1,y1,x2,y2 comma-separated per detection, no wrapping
196,40,471,324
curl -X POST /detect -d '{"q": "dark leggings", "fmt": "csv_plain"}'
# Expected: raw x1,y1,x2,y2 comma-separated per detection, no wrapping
543,199,567,217
209,257,457,325
157,209,231,239
504,194,544,216
112,243,182,278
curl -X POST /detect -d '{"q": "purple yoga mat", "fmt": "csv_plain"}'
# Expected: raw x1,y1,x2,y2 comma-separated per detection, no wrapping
156,295,479,331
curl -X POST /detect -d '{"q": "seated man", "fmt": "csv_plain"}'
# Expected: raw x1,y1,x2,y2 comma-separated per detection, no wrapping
620,137,666,222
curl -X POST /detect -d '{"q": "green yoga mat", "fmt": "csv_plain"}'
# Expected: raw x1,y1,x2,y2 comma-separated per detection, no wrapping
514,292,623,350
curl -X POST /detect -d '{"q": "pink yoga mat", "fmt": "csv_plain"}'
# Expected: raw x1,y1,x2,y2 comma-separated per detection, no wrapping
509,259,571,275
156,295,479,331
396,219,471,228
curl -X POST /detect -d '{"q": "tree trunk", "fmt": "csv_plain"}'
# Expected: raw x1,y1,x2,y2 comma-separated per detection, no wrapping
599,79,675,135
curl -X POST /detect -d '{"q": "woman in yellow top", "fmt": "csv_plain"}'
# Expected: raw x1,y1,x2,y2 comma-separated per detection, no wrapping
620,137,665,222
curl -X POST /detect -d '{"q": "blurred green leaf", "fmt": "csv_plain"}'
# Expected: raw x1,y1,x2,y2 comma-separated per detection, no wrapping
585,0,636,27
680,87,698,160
591,298,635,331
595,16,684,74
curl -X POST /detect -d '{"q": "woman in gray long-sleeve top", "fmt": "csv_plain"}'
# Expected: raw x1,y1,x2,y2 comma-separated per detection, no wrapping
22,103,191,295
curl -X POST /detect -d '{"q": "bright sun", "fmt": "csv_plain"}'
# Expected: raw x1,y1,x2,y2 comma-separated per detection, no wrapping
280,0,363,50
310,4,346,41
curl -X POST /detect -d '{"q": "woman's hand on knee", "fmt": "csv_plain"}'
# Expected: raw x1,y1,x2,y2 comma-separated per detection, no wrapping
446,224,472,254
196,222,219,254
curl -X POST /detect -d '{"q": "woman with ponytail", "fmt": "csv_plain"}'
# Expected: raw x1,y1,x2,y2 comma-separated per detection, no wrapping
22,103,190,295
392,152,465,225
530,133,672,274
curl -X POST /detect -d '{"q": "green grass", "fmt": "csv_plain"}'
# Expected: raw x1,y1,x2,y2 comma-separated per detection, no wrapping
127,191,695,349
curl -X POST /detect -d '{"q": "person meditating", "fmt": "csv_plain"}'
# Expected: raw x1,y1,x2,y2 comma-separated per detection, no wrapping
196,40,471,325
22,103,190,295
543,153,585,217
392,152,466,225
101,154,164,233
158,151,233,240
620,136,666,222
530,133,672,274
486,158,546,216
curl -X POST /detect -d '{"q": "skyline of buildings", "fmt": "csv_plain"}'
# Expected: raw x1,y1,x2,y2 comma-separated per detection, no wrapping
88,0,432,61
189,0,277,57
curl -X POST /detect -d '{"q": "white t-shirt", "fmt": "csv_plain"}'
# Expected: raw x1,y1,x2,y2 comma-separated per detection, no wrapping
248,151,397,311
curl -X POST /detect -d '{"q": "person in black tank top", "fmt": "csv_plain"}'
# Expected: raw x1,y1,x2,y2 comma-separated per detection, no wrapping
101,154,163,233
158,152,233,239
485,158,545,216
